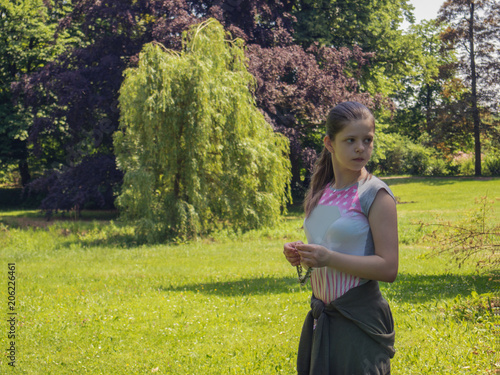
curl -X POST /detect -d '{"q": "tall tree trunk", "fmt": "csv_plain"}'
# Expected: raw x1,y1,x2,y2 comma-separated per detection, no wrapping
18,159,31,187
469,0,481,176
290,153,303,200
18,141,31,187
426,83,432,133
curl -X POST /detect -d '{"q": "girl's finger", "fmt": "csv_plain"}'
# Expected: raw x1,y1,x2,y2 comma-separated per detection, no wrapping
297,249,311,256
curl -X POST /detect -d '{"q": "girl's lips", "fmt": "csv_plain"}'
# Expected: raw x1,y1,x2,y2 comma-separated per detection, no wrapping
353,158,364,162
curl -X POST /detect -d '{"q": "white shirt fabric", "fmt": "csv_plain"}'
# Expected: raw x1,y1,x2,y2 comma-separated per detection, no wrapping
303,176,395,304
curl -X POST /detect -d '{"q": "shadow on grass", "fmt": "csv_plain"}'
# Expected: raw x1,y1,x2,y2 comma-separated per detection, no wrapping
159,276,308,296
0,209,119,228
159,272,498,301
381,272,498,303
66,233,144,249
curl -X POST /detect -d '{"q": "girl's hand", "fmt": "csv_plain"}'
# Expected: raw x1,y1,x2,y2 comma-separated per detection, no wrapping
283,241,303,266
296,243,330,268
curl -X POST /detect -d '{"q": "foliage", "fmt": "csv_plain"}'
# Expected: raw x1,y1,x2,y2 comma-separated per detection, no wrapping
12,0,385,207
183,1,387,199
425,157,450,177
0,0,77,185
456,155,475,176
419,196,499,270
25,154,123,214
291,0,422,97
11,0,164,207
7,0,493,213
0,163,18,186
114,19,291,241
246,43,378,198
0,187,23,208
0,186,44,209
456,151,500,177
371,133,451,176
390,20,460,144
17,0,155,158
438,0,500,176
484,153,500,176
370,131,499,178
439,0,500,108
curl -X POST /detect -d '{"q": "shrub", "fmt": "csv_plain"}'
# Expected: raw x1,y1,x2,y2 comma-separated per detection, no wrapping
0,163,19,186
452,152,500,176
375,134,437,176
403,141,433,175
457,156,475,176
484,153,500,176
25,154,122,214
425,157,449,176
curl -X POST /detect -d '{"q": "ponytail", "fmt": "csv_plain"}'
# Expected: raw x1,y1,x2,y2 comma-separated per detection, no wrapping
304,147,334,217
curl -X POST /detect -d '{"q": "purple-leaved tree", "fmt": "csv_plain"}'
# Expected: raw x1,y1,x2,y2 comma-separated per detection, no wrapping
16,0,387,209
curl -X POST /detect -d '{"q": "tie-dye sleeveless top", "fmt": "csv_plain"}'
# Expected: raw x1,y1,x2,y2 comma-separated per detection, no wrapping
303,176,395,304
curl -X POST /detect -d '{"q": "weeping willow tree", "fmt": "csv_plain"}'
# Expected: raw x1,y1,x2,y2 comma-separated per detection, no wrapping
114,19,291,241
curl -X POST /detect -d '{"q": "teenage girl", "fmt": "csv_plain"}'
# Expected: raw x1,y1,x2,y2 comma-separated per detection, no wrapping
283,101,398,375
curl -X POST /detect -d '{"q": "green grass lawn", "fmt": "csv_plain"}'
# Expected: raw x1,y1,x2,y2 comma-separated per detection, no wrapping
0,177,498,374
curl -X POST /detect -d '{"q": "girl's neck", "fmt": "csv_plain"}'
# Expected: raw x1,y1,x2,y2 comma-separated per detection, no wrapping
331,168,368,190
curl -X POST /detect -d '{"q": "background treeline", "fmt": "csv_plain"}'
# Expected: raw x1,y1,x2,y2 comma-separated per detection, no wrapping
1,0,499,213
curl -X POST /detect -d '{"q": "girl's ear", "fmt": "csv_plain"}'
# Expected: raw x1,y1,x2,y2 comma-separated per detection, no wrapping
324,135,334,153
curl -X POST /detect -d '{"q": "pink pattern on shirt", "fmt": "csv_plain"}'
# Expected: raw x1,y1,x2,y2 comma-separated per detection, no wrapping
312,185,362,303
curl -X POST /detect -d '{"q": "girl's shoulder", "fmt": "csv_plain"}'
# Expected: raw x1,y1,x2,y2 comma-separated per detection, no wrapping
357,176,395,216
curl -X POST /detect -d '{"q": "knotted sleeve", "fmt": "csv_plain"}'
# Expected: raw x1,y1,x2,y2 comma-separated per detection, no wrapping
297,296,331,374
296,281,395,375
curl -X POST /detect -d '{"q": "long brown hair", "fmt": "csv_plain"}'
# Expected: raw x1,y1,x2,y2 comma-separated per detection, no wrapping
304,101,375,216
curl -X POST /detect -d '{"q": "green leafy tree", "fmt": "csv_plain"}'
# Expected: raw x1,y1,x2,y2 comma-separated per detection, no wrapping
391,21,462,146
291,0,421,97
0,0,77,185
114,19,291,241
439,0,500,176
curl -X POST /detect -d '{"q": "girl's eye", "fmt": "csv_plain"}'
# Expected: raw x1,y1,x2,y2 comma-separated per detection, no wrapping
364,138,373,144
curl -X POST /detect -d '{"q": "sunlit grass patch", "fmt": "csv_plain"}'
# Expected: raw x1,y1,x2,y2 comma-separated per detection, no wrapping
0,177,498,373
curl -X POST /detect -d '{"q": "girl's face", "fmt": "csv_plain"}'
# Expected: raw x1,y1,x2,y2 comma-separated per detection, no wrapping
324,118,374,173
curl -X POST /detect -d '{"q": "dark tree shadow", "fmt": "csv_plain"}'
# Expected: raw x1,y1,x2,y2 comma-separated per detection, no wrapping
158,272,498,302
63,233,147,249
380,272,498,303
158,276,309,296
